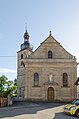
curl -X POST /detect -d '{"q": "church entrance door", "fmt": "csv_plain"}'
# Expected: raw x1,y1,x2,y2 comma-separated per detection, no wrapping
47,87,54,101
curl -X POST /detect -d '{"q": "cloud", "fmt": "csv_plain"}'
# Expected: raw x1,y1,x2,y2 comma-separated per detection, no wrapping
0,68,16,73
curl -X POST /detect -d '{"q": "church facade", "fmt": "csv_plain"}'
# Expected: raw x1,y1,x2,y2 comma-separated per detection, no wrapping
17,30,77,101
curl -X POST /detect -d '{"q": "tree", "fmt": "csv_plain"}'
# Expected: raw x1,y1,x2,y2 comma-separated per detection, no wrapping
0,75,17,97
0,75,8,96
12,78,17,96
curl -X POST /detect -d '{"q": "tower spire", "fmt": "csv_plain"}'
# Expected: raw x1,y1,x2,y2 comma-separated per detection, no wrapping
20,25,33,50
24,24,30,42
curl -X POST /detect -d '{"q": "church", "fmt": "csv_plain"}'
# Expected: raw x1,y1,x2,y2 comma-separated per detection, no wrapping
17,29,77,101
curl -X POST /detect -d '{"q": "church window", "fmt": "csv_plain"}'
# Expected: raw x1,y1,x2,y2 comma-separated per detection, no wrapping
63,73,68,87
34,73,39,86
21,61,23,66
48,51,53,59
19,88,21,97
21,54,23,59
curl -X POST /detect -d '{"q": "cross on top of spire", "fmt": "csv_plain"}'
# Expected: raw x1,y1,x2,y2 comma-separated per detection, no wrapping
49,31,52,35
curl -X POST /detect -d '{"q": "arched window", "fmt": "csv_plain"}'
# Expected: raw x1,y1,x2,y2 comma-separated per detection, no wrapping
63,73,68,87
48,51,53,59
34,73,39,86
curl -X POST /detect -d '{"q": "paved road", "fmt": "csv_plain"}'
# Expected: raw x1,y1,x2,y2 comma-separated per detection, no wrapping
0,102,78,119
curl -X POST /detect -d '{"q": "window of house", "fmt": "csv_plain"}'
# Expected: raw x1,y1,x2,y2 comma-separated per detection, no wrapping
21,54,23,59
34,73,39,86
48,51,53,59
63,73,68,87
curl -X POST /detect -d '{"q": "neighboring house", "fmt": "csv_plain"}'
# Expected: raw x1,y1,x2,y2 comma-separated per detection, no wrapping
75,77,79,99
17,29,77,101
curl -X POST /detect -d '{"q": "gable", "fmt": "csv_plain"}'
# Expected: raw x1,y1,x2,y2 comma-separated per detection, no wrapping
30,34,73,59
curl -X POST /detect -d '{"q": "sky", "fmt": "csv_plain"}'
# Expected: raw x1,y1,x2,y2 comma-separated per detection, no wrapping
0,0,79,80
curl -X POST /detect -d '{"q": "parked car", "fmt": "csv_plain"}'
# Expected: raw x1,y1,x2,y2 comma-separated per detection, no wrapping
64,99,79,117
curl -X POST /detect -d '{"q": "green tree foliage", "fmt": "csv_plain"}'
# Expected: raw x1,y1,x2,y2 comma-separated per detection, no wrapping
0,75,8,96
13,78,17,96
0,75,17,97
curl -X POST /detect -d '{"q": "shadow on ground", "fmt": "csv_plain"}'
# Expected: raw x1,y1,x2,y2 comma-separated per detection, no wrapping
0,101,65,118
53,112,78,119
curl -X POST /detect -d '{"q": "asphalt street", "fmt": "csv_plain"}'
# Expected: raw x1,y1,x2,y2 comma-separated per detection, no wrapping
0,102,78,119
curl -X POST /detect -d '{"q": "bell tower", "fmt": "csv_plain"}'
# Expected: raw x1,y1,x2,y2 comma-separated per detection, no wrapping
20,28,33,50
17,28,33,99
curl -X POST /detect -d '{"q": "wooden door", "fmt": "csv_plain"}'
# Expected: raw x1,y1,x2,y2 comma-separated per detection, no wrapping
47,87,54,101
